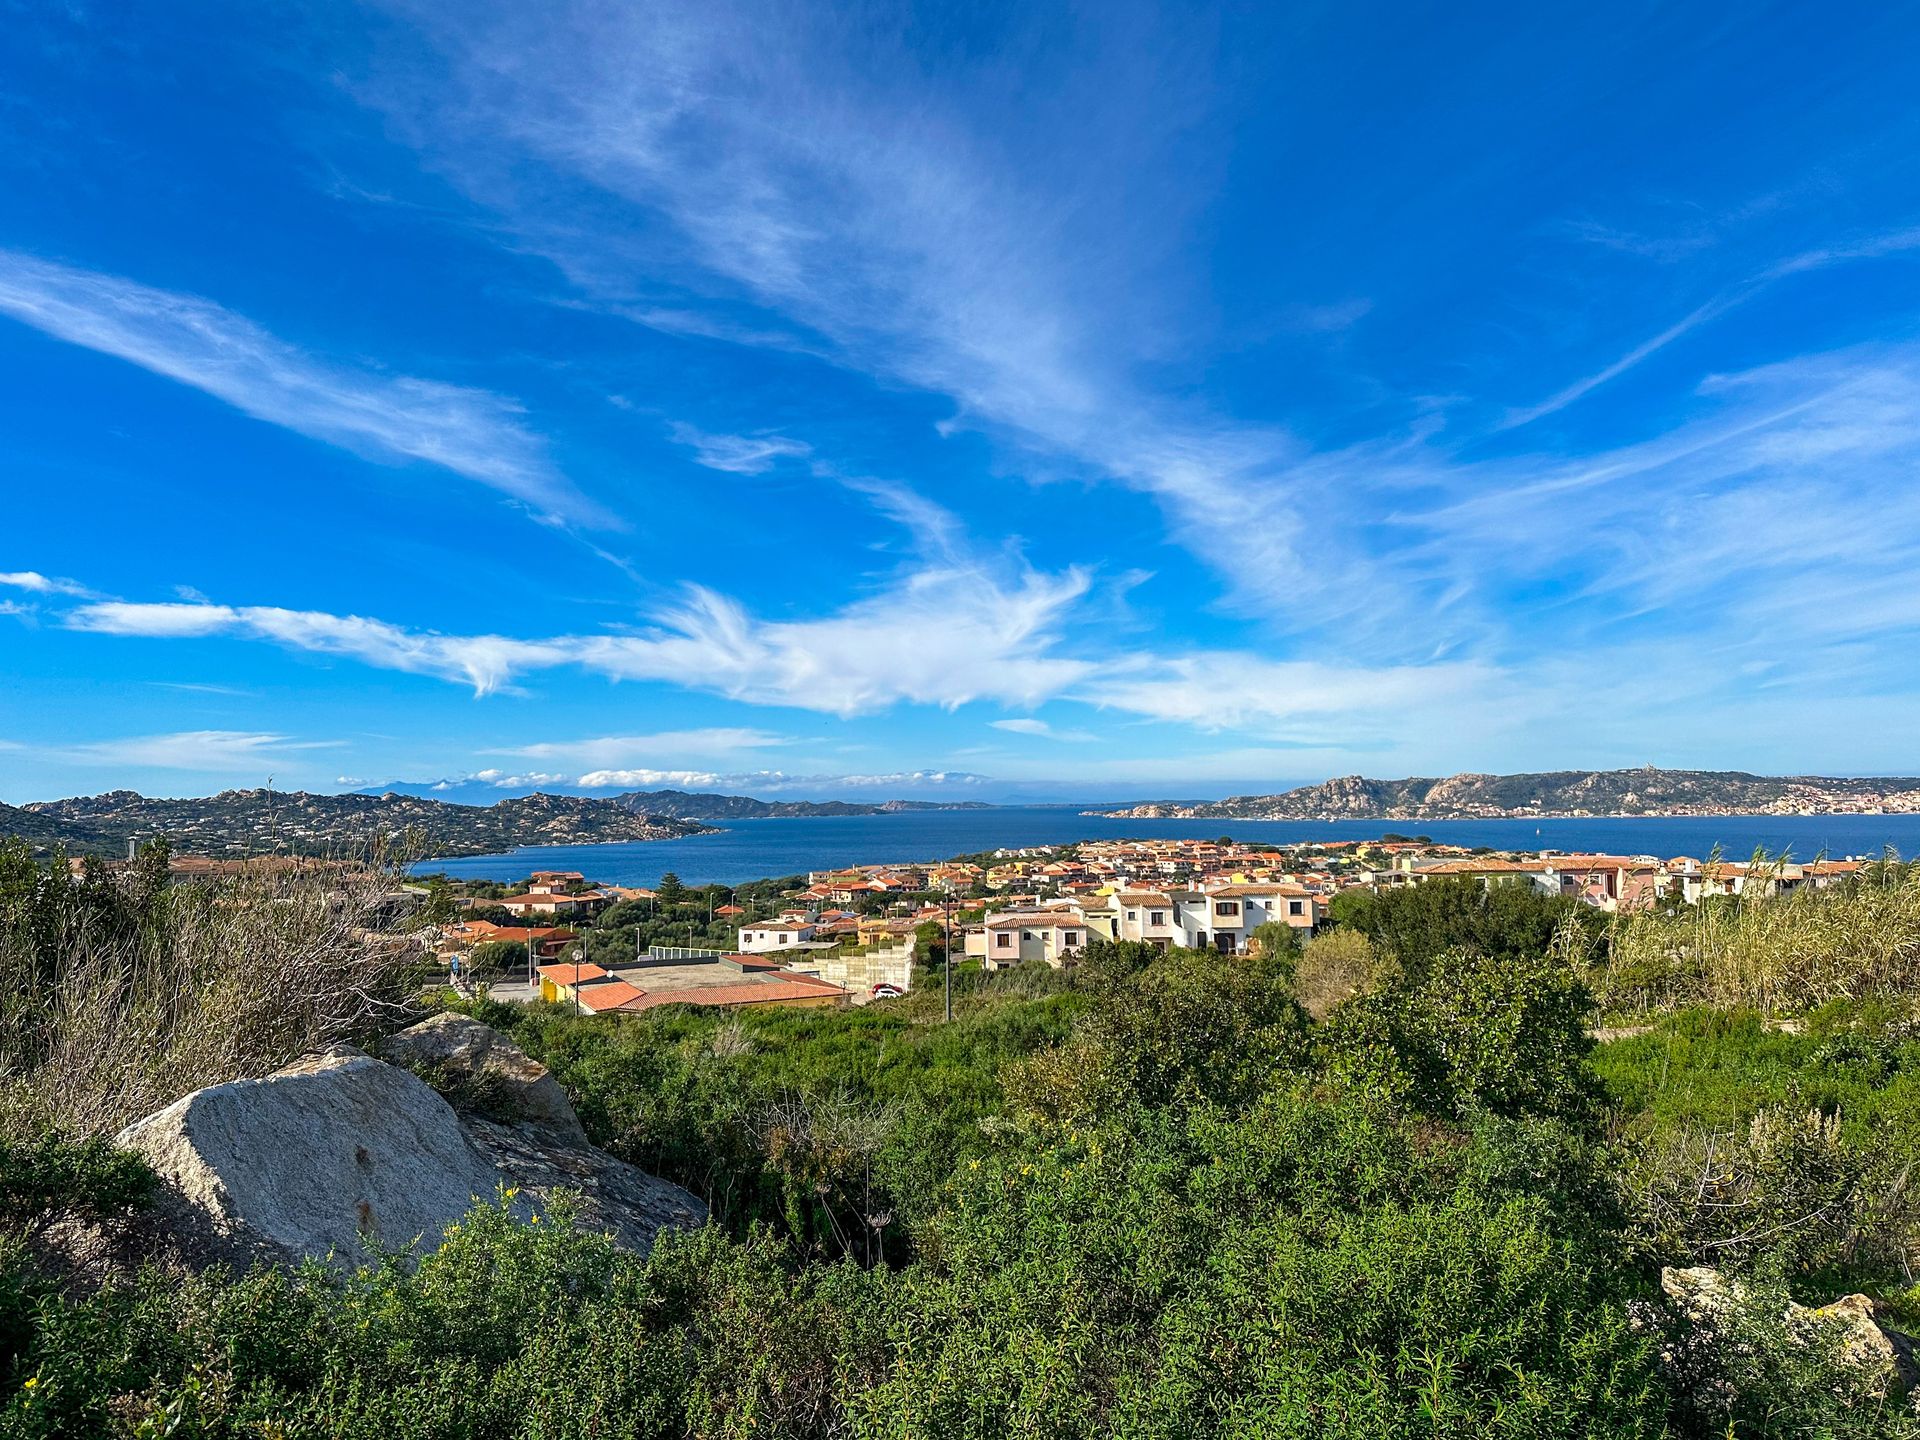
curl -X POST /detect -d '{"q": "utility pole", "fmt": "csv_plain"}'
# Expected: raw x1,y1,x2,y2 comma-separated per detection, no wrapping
942,894,953,1024
573,944,586,1016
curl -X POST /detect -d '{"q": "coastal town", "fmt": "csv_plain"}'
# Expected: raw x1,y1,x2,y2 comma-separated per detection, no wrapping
398,834,1874,1016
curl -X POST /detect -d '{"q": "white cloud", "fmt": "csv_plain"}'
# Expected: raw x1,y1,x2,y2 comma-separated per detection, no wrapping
0,249,608,525
989,717,1096,742
57,730,343,770
64,563,1099,713
0,570,94,597
67,601,577,694
1086,654,1502,735
572,768,728,790
501,728,791,767
667,423,811,474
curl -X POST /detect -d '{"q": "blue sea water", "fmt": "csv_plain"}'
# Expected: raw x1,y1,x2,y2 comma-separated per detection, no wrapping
418,807,1920,888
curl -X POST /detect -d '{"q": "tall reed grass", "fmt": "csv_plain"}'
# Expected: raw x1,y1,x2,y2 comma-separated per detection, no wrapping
1596,858,1920,1016
0,841,425,1138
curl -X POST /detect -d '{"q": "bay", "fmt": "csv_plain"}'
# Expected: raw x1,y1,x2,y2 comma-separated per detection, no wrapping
419,807,1920,888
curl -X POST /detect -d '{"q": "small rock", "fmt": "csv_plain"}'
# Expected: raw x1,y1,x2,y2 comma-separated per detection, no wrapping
381,1012,586,1143
1661,1265,1920,1397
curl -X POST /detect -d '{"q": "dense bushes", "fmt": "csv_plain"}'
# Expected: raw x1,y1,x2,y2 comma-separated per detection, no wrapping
455,965,1086,1252
7,858,1920,1434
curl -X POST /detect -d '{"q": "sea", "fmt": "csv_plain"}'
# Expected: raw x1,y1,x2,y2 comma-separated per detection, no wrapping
416,807,1920,888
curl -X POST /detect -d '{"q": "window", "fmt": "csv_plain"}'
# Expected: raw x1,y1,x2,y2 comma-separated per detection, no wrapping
1062,931,1080,945
1214,901,1240,917
1288,900,1304,916
1149,910,1167,925
1125,910,1137,921
995,932,1013,948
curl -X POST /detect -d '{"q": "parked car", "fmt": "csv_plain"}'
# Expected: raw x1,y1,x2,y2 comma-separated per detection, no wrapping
871,983,905,999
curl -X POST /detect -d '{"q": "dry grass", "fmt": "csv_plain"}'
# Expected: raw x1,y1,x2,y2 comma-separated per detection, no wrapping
1596,861,1920,1016
0,850,425,1139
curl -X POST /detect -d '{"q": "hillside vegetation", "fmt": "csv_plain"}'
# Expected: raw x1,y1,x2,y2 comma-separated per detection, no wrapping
6,853,1920,1435
11,789,713,859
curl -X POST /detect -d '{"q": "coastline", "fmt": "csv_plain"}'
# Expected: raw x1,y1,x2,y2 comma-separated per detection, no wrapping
1083,808,1917,824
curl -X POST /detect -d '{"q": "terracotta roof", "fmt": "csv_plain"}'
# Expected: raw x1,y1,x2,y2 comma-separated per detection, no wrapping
579,980,646,1011
618,977,850,1012
537,961,609,985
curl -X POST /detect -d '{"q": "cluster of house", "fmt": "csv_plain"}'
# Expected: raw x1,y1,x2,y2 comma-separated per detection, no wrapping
420,840,1881,1008
746,840,1872,971
1382,851,1864,908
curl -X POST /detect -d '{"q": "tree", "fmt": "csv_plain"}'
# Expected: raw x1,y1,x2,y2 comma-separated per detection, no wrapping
468,939,528,980
1247,921,1302,966
1320,946,1598,1122
657,872,688,906
1292,928,1390,1020
1327,877,1597,975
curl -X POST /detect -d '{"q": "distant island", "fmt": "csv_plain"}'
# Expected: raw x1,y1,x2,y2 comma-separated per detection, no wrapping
1090,767,1920,821
607,788,996,820
4,789,716,859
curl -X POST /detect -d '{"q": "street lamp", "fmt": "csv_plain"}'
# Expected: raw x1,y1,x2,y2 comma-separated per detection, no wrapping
941,894,953,1024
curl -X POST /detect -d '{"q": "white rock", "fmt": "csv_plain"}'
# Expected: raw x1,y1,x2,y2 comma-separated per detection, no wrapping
117,1047,508,1268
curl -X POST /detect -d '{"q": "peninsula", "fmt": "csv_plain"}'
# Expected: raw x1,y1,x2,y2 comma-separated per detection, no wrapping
1090,767,1920,821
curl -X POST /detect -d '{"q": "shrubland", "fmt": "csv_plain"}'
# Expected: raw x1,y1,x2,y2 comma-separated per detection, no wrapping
3,859,1920,1435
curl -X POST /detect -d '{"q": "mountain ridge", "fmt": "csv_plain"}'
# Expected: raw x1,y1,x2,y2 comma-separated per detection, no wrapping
606,788,997,819
9,788,716,858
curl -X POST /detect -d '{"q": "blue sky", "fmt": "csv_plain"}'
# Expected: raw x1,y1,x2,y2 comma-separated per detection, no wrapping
4,0,1920,804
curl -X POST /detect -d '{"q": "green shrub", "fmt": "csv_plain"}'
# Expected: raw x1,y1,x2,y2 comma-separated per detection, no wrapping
0,1133,154,1231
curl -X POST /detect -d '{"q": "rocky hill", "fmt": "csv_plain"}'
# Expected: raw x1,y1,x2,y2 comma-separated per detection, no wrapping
610,787,995,819
1093,767,1920,821
11,788,715,858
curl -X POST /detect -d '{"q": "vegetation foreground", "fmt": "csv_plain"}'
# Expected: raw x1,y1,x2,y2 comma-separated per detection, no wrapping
7,842,1920,1435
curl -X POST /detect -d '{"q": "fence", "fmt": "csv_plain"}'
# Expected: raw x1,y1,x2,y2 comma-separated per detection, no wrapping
642,944,729,963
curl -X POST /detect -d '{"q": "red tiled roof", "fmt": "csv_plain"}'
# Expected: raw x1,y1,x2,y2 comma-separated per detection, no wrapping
537,961,608,985
618,978,850,1012
579,980,646,1011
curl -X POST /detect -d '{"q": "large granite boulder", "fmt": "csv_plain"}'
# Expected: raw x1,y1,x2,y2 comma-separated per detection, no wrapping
113,1020,702,1271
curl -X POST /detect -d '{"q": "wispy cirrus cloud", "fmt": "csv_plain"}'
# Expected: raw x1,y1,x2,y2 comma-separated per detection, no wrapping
0,249,610,526
348,5,1920,671
1501,226,1920,430
356,4,1359,619
667,423,811,474
56,730,343,770
989,717,1096,742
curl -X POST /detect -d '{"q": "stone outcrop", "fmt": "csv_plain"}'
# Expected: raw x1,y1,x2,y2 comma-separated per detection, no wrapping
1661,1265,1920,1396
381,1011,587,1143
113,1018,703,1271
